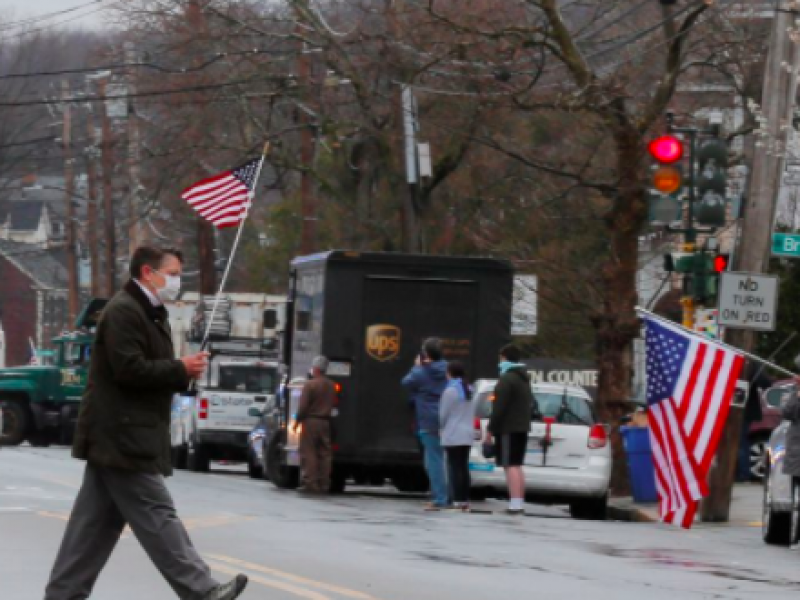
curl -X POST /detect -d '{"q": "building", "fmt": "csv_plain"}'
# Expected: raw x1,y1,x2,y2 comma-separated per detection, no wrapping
0,239,69,366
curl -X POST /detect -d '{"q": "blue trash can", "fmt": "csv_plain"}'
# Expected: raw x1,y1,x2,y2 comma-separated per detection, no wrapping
620,426,658,503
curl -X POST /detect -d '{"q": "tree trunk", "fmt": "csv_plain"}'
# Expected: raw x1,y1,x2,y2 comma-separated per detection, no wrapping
594,125,647,496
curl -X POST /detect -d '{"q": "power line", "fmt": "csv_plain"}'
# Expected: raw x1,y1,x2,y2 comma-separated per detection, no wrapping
0,0,106,33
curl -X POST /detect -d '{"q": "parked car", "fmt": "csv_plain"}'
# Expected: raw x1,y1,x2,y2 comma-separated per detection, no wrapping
469,379,612,519
748,379,788,481
247,421,267,479
762,381,799,545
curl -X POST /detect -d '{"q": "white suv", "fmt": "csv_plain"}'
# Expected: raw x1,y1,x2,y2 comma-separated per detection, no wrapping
469,379,612,519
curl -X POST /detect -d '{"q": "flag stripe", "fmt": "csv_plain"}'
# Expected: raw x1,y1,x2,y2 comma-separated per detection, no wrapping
686,348,724,451
679,342,706,427
700,354,745,473
185,177,241,205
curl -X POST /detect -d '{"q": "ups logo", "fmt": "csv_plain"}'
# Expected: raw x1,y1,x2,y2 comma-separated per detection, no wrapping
366,324,401,362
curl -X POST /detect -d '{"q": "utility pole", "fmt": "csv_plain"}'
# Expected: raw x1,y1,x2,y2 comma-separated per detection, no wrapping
296,21,317,255
126,41,144,253
99,78,118,296
85,105,101,297
702,4,800,521
401,85,421,253
186,0,217,294
62,80,79,323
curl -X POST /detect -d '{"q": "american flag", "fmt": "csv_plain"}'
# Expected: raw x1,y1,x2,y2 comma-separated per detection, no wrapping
644,316,744,528
181,158,261,228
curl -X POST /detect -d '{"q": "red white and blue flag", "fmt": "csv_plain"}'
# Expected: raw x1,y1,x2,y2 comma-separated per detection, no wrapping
181,159,261,229
644,316,744,528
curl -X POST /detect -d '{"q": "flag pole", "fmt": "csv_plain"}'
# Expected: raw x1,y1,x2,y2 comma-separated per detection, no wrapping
635,306,798,378
199,143,271,350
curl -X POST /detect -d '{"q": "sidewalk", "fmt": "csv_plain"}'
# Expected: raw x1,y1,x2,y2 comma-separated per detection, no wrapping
608,482,763,526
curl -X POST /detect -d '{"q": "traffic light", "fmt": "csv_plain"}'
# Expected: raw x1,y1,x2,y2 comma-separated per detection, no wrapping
647,135,684,224
695,137,728,226
713,253,730,273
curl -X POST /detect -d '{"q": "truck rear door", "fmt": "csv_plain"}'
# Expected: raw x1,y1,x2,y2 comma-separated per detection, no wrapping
199,364,277,431
358,277,478,454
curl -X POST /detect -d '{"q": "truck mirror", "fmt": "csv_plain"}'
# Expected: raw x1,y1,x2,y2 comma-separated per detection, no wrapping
248,407,263,418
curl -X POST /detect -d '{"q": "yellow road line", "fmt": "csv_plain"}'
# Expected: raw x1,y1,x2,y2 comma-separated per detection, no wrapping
183,515,255,531
36,476,80,490
206,554,381,600
37,511,69,521
208,561,331,600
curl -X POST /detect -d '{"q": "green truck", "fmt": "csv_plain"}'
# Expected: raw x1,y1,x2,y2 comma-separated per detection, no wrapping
0,299,107,447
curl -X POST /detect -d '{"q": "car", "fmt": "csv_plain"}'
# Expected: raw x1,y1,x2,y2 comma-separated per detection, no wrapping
748,379,787,481
469,379,612,519
247,421,267,479
762,381,800,545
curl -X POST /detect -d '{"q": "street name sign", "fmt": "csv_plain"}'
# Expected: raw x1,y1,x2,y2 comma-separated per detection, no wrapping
717,272,778,331
772,232,800,258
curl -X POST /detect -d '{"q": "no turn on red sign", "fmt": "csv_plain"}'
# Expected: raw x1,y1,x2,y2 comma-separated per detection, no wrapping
717,272,779,331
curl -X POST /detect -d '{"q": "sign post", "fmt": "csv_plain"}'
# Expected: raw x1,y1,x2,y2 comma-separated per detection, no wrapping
717,272,778,331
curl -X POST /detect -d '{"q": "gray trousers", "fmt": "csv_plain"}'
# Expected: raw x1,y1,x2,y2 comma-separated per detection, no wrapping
44,464,218,600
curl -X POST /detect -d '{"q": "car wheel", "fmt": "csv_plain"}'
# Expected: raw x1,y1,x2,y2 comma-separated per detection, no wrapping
762,468,791,545
248,452,263,479
751,437,769,481
570,495,608,520
187,435,210,473
266,431,299,489
171,444,188,470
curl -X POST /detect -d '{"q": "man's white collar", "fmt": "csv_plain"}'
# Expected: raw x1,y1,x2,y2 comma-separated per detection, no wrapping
133,278,162,307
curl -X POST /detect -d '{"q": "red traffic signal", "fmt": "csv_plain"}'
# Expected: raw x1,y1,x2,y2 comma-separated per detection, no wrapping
713,254,730,273
648,135,684,164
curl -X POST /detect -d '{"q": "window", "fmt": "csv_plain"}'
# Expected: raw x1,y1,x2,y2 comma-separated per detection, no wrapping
216,365,277,393
475,389,595,425
63,343,89,366
766,386,796,409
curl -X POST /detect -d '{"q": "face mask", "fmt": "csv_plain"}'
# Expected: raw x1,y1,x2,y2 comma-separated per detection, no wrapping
155,271,181,302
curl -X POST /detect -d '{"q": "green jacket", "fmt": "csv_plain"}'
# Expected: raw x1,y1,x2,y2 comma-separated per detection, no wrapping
72,280,189,476
489,367,533,434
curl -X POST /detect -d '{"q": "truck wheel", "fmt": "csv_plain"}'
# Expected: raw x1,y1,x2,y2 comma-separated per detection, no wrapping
267,431,299,489
0,402,28,446
187,436,210,473
392,469,430,493
28,431,52,448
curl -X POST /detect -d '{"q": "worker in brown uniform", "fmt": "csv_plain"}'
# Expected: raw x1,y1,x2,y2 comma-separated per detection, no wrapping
294,356,336,493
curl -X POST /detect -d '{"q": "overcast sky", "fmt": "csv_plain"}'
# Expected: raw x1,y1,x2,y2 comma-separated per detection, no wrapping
0,0,110,30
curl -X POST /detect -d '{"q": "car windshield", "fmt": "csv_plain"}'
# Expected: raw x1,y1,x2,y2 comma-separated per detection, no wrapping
475,389,595,425
216,366,277,393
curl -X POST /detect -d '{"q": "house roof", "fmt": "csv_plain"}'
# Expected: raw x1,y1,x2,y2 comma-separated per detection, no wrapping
0,239,68,290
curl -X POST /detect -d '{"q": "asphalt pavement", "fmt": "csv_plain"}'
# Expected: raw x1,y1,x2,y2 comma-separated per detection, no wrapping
1,445,799,599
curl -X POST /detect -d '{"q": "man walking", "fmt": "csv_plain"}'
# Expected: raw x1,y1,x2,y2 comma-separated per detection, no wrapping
295,356,336,493
402,338,449,510
485,344,533,515
44,246,248,600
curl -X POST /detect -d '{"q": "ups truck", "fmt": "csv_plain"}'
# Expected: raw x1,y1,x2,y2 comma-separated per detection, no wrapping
262,251,513,493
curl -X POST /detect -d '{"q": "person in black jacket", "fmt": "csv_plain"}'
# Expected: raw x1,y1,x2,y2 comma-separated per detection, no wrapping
485,344,533,515
44,247,248,600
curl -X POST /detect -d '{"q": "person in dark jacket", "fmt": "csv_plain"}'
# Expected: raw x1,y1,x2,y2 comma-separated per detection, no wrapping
737,366,772,481
783,383,800,548
402,337,449,509
44,247,248,600
485,344,533,515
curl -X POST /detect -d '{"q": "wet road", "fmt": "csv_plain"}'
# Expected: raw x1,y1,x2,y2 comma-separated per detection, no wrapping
1,445,798,599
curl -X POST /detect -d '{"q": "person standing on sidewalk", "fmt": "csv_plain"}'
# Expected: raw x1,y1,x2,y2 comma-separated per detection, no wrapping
485,344,533,515
44,246,248,600
294,356,336,494
403,338,449,510
440,361,475,512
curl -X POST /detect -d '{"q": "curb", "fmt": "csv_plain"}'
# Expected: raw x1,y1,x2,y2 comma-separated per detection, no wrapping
607,501,658,523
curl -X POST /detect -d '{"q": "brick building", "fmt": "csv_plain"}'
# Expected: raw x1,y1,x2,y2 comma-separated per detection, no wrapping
0,239,69,366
